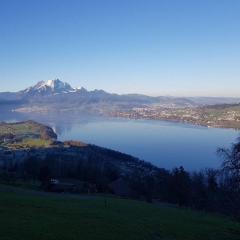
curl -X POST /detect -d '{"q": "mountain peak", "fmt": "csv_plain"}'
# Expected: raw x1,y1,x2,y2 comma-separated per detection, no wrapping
45,79,67,89
23,79,75,95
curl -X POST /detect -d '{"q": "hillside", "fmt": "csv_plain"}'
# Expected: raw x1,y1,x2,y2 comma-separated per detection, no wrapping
1,121,239,221
0,121,159,198
0,186,239,240
0,121,57,148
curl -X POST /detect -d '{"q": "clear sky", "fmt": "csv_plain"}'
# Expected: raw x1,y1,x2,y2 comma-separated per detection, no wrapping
0,0,240,97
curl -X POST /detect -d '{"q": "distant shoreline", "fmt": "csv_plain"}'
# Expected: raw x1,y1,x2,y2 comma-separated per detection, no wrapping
107,114,240,131
2,106,240,131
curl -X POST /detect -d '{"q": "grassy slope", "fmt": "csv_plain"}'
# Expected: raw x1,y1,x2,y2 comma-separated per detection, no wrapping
10,138,52,148
0,188,239,240
0,122,41,136
0,121,54,148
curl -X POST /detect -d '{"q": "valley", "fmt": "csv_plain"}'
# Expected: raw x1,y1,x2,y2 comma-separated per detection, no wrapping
1,79,240,130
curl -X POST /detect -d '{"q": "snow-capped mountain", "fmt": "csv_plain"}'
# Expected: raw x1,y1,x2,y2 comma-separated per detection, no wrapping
23,79,75,95
1,79,240,112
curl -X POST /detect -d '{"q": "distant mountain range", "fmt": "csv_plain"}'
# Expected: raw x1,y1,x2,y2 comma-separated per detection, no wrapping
0,79,240,114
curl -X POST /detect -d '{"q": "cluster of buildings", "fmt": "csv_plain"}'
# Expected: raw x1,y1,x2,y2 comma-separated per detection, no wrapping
109,106,240,129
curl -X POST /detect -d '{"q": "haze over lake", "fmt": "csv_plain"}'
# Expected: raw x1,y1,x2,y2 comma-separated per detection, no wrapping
1,110,238,170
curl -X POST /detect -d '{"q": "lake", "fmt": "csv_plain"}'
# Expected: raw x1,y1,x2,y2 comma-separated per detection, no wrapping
1,110,238,170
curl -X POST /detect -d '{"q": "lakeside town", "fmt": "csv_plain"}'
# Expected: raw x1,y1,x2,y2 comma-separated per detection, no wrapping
108,104,240,130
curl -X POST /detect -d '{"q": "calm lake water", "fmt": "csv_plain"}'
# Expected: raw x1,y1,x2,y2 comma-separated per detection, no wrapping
57,119,238,170
1,110,238,170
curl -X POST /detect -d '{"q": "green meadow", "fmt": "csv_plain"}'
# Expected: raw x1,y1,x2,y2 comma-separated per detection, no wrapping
0,186,239,240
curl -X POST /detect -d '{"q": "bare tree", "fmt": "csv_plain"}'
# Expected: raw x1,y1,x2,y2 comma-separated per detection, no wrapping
218,137,240,188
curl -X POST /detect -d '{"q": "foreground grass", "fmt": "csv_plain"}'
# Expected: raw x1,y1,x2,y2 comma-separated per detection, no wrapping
0,189,239,240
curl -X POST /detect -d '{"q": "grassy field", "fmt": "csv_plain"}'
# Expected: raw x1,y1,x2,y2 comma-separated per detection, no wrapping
0,121,55,149
0,187,239,240
0,121,42,136
13,138,52,148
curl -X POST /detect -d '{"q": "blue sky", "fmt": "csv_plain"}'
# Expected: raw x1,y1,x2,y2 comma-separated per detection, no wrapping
0,0,240,96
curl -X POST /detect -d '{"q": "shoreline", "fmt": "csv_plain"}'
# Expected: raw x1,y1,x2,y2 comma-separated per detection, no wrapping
107,114,240,131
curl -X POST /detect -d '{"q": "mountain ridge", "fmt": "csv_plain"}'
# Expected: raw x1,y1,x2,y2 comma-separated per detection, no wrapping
1,79,240,113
